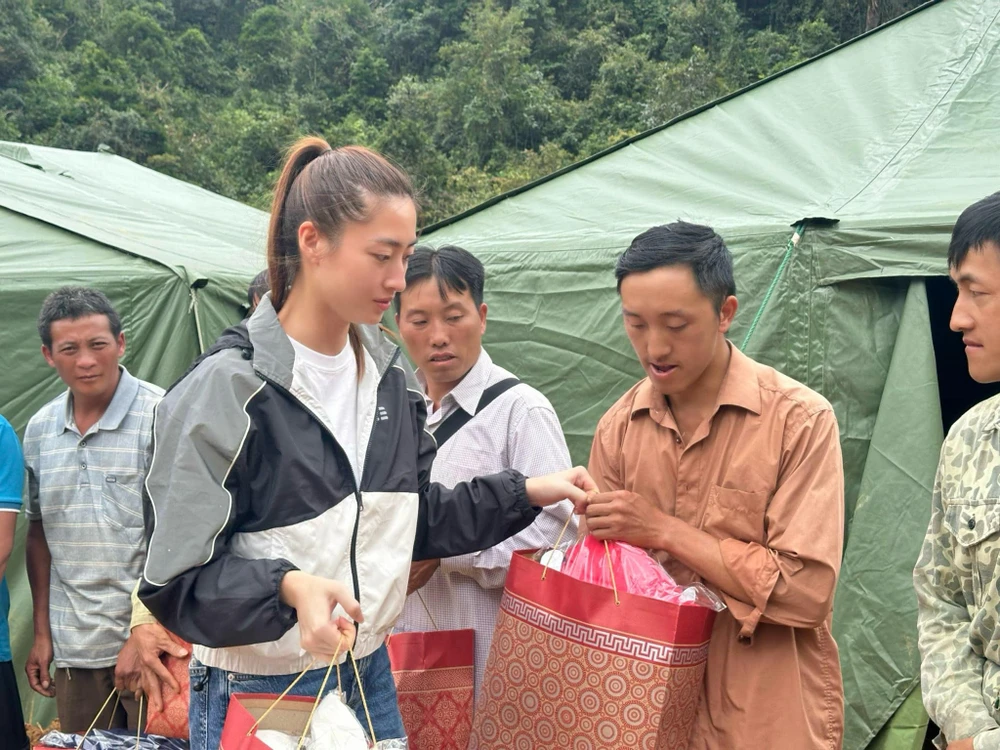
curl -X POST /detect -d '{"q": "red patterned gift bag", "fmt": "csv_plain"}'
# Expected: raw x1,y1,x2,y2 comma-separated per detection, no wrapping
470,550,718,750
387,629,475,750
219,639,381,750
219,692,317,750
144,639,192,739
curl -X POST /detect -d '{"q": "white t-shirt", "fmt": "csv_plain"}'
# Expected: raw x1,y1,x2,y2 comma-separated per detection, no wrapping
288,336,362,480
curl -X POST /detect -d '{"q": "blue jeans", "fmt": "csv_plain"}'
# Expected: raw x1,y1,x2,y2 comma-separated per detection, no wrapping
188,644,405,750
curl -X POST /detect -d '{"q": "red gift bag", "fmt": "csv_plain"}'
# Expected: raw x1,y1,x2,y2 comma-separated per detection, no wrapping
387,629,475,750
144,639,192,739
470,550,718,750
219,692,318,750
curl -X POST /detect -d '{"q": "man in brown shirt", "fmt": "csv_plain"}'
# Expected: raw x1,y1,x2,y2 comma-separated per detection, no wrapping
585,222,845,749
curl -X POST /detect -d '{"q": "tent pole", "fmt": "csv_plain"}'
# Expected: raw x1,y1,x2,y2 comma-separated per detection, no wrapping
188,286,206,354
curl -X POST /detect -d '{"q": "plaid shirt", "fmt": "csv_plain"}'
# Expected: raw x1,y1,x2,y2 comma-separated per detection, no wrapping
23,367,162,668
397,349,575,699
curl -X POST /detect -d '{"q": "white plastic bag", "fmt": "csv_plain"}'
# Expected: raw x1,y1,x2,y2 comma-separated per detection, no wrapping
308,691,369,750
255,729,302,750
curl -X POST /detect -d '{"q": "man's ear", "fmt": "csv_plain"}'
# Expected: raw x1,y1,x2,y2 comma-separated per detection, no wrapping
42,345,56,369
479,303,488,334
718,295,738,334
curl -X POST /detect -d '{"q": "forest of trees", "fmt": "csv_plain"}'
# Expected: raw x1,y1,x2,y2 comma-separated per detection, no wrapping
0,0,924,224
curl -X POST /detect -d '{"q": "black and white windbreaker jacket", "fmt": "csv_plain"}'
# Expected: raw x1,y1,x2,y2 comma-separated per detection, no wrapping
138,297,538,674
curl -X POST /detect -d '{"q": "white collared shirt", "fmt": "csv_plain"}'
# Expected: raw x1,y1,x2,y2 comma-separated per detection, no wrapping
397,348,575,699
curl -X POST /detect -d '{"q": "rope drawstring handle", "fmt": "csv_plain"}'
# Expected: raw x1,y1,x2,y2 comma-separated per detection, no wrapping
386,590,438,645
70,682,145,748
415,590,440,631
386,590,437,646
248,634,370,749
540,511,577,581
295,649,342,750
602,539,621,606
246,658,319,736
539,493,620,606
134,695,144,750
108,692,122,730
75,687,119,750
349,649,377,745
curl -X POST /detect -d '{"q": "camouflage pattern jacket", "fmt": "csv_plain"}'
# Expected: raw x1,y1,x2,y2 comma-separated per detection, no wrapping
915,394,1000,750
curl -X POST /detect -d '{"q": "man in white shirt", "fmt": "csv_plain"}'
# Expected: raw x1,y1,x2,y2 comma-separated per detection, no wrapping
395,245,576,700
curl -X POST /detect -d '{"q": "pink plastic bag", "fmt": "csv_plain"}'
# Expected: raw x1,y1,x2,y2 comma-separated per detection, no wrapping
561,535,724,610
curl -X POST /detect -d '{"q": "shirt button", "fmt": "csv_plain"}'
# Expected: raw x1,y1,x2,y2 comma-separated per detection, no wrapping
80,462,87,469
969,518,977,530
80,441,87,448
675,436,682,444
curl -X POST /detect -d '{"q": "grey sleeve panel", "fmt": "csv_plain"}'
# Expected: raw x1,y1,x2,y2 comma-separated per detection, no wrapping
142,347,263,587
139,349,299,647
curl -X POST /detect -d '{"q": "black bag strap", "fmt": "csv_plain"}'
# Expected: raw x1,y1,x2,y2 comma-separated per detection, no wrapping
433,377,521,448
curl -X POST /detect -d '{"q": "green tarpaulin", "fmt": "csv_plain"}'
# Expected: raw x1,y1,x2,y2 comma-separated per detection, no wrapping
2,0,998,745
0,141,268,729
420,1,1000,746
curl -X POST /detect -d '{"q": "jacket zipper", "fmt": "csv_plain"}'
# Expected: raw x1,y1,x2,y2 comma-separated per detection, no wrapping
349,347,401,613
260,346,401,622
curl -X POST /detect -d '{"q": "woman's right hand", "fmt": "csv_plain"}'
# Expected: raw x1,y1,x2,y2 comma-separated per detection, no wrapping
280,571,363,661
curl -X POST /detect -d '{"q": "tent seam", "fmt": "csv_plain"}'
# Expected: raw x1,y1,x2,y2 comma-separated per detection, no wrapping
835,1,1000,213
421,0,947,234
740,225,804,350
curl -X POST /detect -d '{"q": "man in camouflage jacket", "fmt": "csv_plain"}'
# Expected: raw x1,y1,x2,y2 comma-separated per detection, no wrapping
915,191,1000,750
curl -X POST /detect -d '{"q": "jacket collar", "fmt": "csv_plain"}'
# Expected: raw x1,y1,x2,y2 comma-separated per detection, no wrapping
246,293,401,388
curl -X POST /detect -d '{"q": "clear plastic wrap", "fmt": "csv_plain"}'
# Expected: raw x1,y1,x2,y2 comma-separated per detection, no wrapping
560,535,725,611
35,730,188,750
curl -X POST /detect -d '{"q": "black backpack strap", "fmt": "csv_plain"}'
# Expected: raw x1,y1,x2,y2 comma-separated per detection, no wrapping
432,378,521,448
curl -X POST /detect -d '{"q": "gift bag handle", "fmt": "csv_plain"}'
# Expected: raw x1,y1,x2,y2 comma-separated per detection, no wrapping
247,635,378,749
540,502,621,606
386,575,441,645
73,688,144,750
348,648,377,744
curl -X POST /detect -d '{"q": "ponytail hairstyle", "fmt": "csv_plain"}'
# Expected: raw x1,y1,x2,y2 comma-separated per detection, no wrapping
267,136,417,375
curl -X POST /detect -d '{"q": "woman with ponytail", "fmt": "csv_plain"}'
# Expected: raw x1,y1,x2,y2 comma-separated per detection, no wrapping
137,137,596,748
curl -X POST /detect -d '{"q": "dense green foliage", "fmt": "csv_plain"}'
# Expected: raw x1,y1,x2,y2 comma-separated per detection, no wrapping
0,0,923,223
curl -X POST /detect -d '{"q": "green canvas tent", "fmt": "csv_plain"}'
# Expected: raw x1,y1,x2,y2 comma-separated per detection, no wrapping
419,0,1000,747
0,141,268,727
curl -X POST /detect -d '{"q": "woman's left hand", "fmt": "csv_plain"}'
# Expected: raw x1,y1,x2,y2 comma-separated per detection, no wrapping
525,467,598,513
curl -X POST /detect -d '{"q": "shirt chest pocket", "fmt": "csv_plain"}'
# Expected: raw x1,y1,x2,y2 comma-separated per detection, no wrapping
702,485,771,544
943,503,1000,606
101,472,145,538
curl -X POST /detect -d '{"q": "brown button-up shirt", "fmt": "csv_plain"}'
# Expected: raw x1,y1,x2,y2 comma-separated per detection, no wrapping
588,345,844,749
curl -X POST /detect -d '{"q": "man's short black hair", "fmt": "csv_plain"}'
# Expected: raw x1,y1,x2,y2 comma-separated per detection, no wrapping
37,286,122,350
248,270,269,308
395,245,485,313
615,221,736,311
949,191,1000,269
